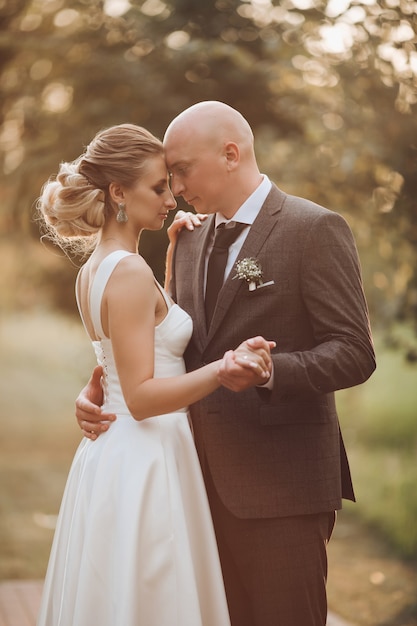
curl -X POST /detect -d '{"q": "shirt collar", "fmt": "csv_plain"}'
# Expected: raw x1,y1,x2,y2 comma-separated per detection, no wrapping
215,175,272,228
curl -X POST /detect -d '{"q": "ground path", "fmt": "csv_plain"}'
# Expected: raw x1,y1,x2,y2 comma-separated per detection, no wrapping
1,511,416,626
0,579,353,626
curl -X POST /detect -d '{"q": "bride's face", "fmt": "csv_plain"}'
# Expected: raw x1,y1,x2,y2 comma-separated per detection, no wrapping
125,155,177,231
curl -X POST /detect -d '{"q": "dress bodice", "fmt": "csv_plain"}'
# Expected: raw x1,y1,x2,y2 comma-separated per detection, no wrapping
76,251,193,416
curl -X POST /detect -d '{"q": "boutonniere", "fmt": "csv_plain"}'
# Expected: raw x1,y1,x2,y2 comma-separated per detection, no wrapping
232,257,274,292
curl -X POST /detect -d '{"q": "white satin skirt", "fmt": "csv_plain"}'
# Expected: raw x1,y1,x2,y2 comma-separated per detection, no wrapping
37,412,230,626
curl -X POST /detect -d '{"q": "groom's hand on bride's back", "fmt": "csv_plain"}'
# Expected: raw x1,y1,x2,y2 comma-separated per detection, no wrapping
75,365,116,440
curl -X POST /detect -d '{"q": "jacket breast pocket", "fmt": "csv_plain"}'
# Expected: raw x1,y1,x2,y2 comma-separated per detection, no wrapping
239,278,289,299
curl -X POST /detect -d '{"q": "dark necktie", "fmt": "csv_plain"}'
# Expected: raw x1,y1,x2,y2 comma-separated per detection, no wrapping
205,221,246,328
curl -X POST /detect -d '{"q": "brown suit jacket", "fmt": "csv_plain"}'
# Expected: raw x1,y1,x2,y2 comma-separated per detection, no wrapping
171,185,376,519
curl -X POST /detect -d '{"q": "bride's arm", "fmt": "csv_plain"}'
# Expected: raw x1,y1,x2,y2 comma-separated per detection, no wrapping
104,255,214,419
164,210,206,290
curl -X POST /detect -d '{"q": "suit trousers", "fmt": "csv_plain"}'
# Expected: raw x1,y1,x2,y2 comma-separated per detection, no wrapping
205,469,336,626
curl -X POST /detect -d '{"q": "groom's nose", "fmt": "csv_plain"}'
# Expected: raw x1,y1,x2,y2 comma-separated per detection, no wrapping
169,174,184,197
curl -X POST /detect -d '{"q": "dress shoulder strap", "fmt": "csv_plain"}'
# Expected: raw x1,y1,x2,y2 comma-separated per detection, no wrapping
89,250,135,339
154,279,173,311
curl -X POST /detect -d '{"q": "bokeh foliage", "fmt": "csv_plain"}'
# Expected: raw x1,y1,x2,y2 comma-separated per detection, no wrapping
0,0,416,356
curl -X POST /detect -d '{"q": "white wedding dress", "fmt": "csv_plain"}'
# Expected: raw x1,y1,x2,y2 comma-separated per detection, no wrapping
37,250,230,626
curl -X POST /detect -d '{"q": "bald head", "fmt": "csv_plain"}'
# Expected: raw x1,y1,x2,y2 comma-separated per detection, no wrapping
164,101,254,153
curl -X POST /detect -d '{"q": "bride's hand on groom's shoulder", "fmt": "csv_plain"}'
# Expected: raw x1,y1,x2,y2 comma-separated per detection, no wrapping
167,210,207,245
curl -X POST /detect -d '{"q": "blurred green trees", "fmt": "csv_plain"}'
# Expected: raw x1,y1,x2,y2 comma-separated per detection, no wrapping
0,0,416,356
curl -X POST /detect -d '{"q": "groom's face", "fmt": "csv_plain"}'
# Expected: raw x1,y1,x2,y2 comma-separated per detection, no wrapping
164,128,229,215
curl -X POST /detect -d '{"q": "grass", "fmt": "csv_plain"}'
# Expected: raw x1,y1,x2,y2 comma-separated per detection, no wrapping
337,332,417,559
0,311,416,579
0,310,95,579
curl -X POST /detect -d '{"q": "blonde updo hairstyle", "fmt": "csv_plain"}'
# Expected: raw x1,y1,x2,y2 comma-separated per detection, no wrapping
38,123,164,253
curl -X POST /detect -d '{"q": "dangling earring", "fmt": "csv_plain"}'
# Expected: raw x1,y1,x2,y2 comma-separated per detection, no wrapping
116,202,128,223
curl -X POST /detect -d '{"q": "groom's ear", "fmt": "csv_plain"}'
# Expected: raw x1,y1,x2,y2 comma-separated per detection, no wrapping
224,142,239,171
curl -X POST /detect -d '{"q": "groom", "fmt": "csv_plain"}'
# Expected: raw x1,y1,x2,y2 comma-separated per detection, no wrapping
76,101,375,625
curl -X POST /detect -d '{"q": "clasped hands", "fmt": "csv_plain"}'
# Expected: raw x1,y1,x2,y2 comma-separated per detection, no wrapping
218,336,275,392
76,336,275,440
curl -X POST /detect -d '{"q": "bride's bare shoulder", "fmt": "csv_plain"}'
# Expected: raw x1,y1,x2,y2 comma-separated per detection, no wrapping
107,253,154,295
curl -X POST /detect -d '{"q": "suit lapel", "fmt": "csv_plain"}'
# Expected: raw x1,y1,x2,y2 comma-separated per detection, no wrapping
206,186,285,344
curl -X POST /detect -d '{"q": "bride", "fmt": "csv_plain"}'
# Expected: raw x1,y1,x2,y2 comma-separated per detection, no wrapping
36,123,272,626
